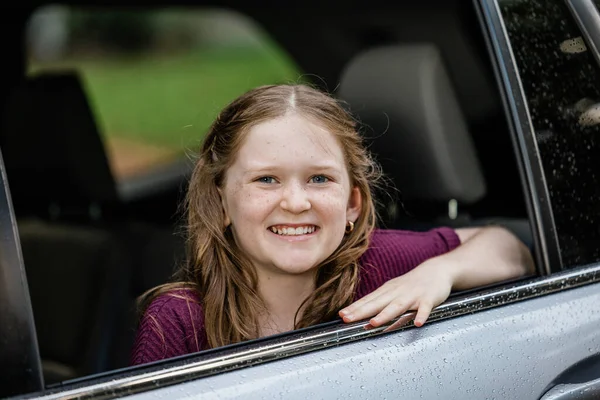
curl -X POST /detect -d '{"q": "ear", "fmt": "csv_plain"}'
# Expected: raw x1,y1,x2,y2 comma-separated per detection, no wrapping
346,186,362,223
217,187,231,227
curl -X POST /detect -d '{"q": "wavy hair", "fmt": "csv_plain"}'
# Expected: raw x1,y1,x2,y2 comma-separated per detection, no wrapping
139,84,382,349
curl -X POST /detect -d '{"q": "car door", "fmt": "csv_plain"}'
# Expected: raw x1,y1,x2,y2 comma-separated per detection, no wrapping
0,156,44,398
3,0,600,399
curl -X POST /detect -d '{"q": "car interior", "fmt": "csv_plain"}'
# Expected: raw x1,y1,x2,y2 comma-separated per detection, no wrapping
0,0,533,390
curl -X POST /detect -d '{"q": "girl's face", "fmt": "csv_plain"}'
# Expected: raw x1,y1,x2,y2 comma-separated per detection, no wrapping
220,113,361,279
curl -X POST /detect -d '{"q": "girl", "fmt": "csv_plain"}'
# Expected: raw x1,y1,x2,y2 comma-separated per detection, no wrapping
130,84,534,365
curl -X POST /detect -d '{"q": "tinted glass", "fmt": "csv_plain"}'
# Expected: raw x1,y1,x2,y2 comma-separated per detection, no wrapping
499,0,600,268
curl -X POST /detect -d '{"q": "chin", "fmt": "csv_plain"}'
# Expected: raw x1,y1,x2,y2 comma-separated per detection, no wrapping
274,259,320,275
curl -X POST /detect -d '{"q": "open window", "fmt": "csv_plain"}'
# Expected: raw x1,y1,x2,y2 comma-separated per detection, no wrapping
26,6,302,198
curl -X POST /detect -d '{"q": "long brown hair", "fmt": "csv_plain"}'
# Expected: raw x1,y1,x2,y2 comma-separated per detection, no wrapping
140,84,381,349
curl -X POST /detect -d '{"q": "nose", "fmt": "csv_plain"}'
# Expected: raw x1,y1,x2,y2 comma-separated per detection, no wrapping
280,181,311,213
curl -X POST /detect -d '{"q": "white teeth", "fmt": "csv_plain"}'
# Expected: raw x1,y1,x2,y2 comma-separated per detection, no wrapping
269,226,316,236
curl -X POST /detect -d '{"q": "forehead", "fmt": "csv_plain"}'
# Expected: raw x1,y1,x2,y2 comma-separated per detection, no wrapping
235,113,345,165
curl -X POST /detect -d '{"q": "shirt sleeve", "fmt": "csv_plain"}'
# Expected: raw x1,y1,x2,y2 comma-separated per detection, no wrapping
355,227,461,300
129,289,206,366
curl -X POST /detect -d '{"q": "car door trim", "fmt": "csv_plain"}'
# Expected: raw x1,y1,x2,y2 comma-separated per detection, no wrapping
26,262,600,400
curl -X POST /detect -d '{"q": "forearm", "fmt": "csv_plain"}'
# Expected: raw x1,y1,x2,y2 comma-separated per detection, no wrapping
440,226,535,291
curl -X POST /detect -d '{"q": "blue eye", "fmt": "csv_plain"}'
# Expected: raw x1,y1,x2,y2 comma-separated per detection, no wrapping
310,175,329,184
257,176,276,184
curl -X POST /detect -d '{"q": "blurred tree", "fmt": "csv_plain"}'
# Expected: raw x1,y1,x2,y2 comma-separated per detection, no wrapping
68,10,156,55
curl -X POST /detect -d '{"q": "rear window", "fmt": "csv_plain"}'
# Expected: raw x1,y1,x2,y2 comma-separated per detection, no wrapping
26,6,302,182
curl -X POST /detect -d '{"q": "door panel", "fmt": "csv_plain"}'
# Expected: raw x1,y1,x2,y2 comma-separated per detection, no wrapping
117,280,600,399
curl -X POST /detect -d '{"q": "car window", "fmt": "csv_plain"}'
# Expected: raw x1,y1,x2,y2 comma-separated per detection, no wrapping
26,6,302,185
499,0,600,269
3,2,553,398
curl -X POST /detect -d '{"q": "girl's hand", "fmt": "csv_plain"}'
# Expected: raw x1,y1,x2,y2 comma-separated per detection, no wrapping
339,259,453,330
337,226,534,331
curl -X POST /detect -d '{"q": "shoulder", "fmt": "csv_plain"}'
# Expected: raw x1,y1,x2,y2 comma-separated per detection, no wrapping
130,287,206,365
145,288,203,316
142,288,205,332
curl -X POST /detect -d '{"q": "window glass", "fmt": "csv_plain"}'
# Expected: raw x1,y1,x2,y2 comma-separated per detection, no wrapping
26,6,302,182
499,0,600,268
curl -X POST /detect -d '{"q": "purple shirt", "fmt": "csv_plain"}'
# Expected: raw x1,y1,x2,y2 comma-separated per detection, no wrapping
130,227,460,366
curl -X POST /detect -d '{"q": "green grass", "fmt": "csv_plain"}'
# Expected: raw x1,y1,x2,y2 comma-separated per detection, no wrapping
30,46,303,150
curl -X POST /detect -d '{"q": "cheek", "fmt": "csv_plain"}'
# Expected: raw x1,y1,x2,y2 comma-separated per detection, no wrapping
315,188,350,216
231,189,275,221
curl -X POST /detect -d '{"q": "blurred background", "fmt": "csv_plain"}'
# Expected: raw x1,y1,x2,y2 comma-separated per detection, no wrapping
26,5,303,181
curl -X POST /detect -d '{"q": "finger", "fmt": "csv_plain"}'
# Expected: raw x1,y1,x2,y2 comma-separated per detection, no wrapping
340,285,392,314
383,311,417,333
341,292,395,323
369,301,410,327
339,290,391,321
414,302,433,327
363,322,375,330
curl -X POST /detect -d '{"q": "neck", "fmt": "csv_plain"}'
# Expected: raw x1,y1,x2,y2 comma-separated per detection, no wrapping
257,270,316,337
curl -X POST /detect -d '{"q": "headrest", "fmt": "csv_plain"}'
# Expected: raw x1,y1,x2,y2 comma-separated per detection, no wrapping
337,44,486,204
0,71,118,218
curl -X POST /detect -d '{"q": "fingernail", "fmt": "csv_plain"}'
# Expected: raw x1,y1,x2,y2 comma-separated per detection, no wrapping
344,314,354,321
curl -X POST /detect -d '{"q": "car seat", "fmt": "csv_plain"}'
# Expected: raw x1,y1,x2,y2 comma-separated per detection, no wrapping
337,44,532,247
0,72,185,383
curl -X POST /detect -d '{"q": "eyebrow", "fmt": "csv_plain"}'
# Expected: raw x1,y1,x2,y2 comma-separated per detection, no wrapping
243,163,344,175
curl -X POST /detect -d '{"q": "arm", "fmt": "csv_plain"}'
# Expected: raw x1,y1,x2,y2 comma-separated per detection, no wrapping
339,225,534,328
448,226,535,291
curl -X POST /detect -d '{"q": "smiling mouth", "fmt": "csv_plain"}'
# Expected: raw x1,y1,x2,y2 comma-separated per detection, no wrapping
268,225,319,236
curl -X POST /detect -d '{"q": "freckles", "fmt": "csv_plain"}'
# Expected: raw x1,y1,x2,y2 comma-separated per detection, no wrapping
314,190,347,212
230,182,243,196
246,191,274,210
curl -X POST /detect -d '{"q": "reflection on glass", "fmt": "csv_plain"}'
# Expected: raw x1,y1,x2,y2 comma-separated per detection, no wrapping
500,0,600,267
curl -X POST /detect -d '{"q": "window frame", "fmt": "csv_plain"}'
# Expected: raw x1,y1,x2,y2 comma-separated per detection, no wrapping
0,149,44,398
